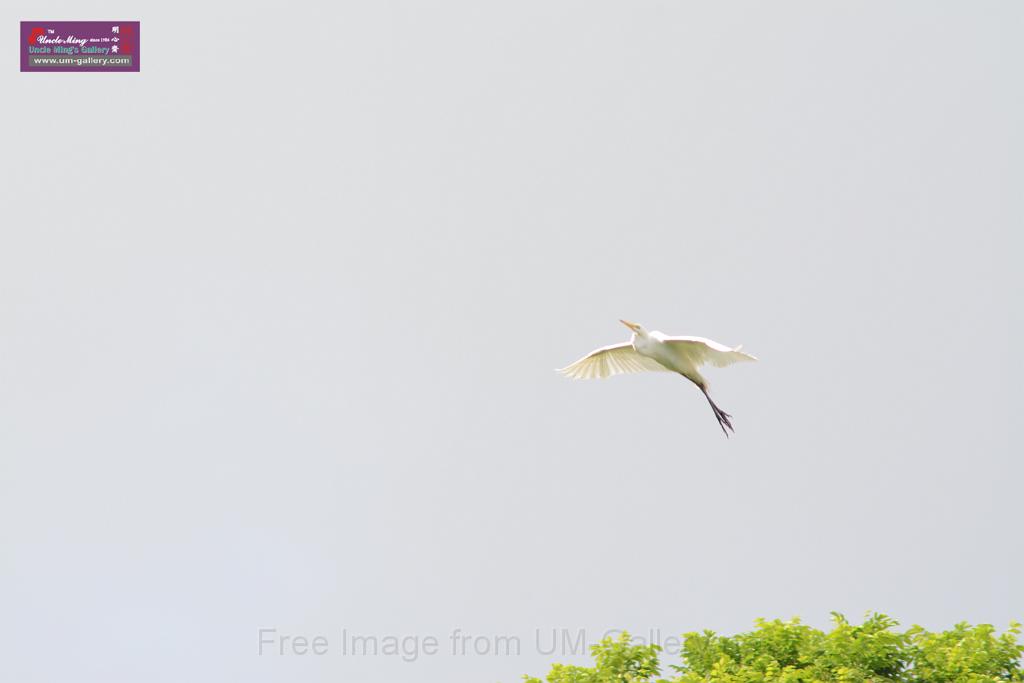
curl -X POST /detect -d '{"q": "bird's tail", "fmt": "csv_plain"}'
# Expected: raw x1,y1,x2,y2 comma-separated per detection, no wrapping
700,385,734,437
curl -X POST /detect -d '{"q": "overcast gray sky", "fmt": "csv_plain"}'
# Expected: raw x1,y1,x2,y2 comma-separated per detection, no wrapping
2,2,1021,682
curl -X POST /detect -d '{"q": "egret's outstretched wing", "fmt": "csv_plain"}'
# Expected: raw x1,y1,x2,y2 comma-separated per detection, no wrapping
557,343,670,380
660,336,758,369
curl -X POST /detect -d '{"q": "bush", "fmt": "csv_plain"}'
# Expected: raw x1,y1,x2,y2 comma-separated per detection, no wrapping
523,613,1022,682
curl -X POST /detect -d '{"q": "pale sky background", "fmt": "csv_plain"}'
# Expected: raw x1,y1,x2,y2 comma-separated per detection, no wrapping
2,2,1021,682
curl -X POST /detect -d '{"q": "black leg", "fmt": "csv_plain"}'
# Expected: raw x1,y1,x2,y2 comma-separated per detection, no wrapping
701,386,734,437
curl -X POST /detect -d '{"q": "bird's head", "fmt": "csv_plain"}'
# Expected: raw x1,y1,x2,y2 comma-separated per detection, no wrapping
619,319,648,338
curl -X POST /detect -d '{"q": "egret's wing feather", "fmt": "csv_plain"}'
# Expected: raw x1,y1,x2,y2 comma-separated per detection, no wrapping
557,342,669,380
661,336,758,369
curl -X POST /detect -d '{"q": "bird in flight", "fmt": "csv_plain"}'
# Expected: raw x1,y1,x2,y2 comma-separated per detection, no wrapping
557,320,757,436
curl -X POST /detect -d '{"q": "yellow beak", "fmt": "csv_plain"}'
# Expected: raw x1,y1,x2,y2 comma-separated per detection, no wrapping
619,319,640,332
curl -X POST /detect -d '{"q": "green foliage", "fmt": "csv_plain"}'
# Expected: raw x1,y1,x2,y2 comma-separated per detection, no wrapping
905,621,1024,683
524,632,662,683
522,614,1023,683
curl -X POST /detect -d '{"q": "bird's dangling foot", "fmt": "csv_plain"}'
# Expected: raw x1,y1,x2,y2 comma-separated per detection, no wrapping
701,387,734,437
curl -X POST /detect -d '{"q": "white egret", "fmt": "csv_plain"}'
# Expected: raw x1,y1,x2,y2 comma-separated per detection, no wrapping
557,320,757,436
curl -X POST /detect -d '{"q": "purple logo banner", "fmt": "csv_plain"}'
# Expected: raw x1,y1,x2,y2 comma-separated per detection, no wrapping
21,21,140,72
